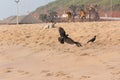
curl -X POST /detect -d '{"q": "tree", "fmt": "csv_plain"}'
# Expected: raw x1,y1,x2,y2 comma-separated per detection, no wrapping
47,10,58,22
77,4,85,11
39,14,48,22
69,5,77,13
69,5,77,21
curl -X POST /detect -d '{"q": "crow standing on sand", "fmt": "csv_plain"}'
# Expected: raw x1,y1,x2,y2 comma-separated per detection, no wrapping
87,35,96,43
58,27,82,47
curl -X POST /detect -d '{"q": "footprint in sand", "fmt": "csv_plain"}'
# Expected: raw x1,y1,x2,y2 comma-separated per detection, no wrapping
5,70,12,73
41,70,53,76
80,53,90,56
54,71,73,80
46,72,54,76
4,67,14,73
3,67,30,75
55,71,67,77
41,70,50,73
79,75,91,80
105,64,120,77
111,71,120,75
17,70,30,75
104,64,115,70
41,70,69,77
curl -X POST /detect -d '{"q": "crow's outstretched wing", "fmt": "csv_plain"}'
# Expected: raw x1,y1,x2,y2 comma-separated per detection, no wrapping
59,27,68,38
65,37,82,47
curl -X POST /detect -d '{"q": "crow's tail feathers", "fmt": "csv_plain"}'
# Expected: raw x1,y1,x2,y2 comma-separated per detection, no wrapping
74,42,82,47
87,41,90,43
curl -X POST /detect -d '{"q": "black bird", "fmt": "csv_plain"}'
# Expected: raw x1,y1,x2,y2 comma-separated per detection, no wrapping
87,35,96,43
58,27,82,47
64,37,82,47
58,27,68,38
58,37,64,44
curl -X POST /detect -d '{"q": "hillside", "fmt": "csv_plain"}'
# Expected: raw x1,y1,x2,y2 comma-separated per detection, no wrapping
33,0,120,16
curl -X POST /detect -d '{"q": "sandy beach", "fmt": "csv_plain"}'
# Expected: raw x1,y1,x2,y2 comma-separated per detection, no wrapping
0,21,120,80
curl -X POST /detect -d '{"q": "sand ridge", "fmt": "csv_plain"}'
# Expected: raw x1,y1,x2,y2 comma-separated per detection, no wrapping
0,21,120,80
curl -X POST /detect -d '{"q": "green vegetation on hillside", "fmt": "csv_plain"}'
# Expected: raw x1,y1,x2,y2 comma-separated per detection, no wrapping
33,0,120,15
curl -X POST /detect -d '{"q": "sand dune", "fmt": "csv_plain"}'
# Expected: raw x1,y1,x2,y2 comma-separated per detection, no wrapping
0,21,120,80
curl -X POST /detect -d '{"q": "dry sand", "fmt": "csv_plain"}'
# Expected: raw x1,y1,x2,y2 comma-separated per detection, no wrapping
0,21,120,80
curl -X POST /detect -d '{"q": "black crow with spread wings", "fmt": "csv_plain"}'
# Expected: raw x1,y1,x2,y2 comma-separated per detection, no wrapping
58,27,82,47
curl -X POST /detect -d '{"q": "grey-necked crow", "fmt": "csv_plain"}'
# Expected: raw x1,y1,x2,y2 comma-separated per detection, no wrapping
87,35,96,43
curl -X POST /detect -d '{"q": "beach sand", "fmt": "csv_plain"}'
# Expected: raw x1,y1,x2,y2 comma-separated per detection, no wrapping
0,21,120,80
